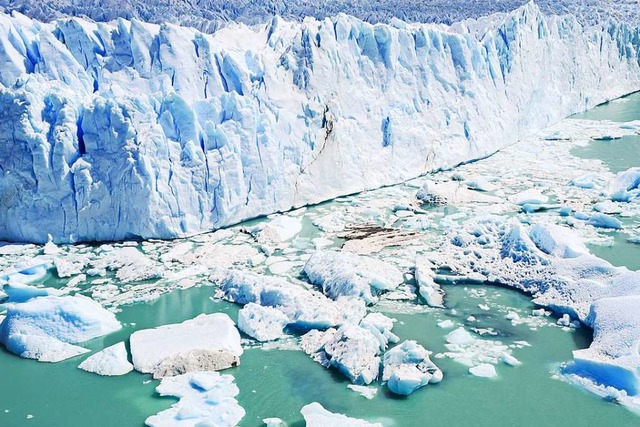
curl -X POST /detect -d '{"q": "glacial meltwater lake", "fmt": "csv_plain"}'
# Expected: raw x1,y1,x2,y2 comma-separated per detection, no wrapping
1,93,640,427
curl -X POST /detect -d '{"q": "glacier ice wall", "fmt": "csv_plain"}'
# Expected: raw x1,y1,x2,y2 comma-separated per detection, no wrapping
1,3,640,243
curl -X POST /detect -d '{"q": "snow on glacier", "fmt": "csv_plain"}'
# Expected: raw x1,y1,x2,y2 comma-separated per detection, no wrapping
1,3,640,243
0,295,121,362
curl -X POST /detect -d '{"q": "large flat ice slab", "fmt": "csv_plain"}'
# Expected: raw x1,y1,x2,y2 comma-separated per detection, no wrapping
130,313,242,378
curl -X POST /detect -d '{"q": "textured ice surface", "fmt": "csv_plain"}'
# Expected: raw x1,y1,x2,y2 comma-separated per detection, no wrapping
301,324,381,385
1,4,639,243
130,313,242,377
301,402,382,427
0,295,121,362
145,371,245,427
78,342,133,376
303,251,403,304
214,268,366,331
237,303,289,342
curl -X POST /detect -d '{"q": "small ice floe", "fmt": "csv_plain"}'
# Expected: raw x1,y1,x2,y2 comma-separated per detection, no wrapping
78,342,133,376
301,402,382,427
587,213,622,229
303,250,403,305
0,263,51,285
130,313,242,378
443,327,520,376
556,314,580,329
465,176,497,192
89,247,163,283
0,295,120,362
145,371,245,427
438,320,455,329
246,215,302,254
469,364,497,378
509,188,549,205
382,340,443,395
347,384,378,399
593,201,623,214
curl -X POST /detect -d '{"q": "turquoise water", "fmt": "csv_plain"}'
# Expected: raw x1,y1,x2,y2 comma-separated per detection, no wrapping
571,91,640,122
4,283,640,427
2,93,640,427
571,91,640,174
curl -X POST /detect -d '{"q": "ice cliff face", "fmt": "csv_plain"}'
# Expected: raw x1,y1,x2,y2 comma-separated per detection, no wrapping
1,3,640,243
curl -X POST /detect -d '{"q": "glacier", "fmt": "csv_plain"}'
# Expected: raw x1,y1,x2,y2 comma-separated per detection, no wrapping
1,3,640,243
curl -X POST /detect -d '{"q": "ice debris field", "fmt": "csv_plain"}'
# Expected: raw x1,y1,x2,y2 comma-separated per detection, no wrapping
0,1,640,426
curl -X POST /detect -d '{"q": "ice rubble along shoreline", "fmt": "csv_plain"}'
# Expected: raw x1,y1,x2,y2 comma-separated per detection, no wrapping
1,3,640,243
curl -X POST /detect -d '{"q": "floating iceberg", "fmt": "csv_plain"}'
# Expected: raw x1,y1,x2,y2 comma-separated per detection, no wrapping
303,251,403,305
608,167,640,202
145,371,245,427
300,402,382,427
301,324,381,385
0,295,121,362
568,296,640,395
78,342,133,376
382,340,443,395
213,268,365,331
1,3,639,243
130,313,242,378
